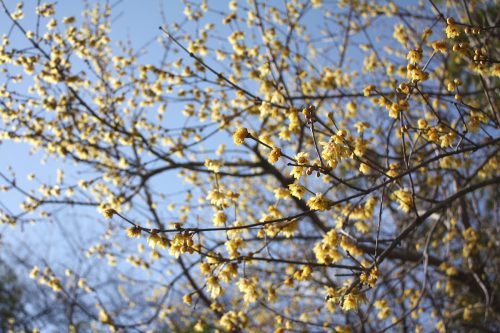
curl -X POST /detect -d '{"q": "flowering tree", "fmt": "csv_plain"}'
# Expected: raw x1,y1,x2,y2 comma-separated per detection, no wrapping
0,0,499,332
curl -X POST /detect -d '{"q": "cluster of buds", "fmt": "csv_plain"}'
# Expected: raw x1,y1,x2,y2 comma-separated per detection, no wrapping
306,161,329,178
302,105,317,123
170,231,196,257
473,49,487,65
464,26,482,35
406,47,422,64
147,230,170,249
397,83,411,95
30,266,63,292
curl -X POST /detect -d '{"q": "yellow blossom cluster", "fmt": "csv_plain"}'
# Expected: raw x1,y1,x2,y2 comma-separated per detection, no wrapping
391,189,413,213
445,17,461,38
320,132,351,169
207,275,224,299
306,193,332,211
212,210,228,226
290,152,310,179
29,266,63,292
360,267,379,288
169,232,195,257
236,277,260,304
326,286,368,312
268,147,282,164
219,310,247,331
147,231,169,249
232,127,248,145
314,230,342,264
1,1,498,331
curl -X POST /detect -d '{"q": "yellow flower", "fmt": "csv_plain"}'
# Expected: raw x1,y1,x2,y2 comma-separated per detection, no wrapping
280,219,298,238
363,84,376,96
103,208,116,218
446,266,458,276
126,226,141,238
430,40,447,53
219,311,247,331
194,321,205,332
62,16,75,24
445,18,461,39
463,306,473,321
360,267,379,288
436,320,445,333
335,325,352,333
387,163,399,178
341,289,367,312
342,293,358,311
288,182,306,199
233,127,249,145
314,230,342,264
237,277,259,304
46,18,57,30
354,221,369,233
359,163,370,174
200,262,211,275
49,277,62,292
426,127,439,142
205,159,222,173
293,265,312,281
207,189,227,207
391,189,413,212
183,293,193,305
374,299,391,319
274,188,290,199
393,24,409,46
29,266,40,279
311,0,322,8
407,65,429,82
225,237,244,258
157,236,169,249
268,147,282,164
219,263,238,282
463,227,478,243
206,276,224,298
354,121,370,133
418,118,428,129
213,210,227,226
307,193,331,211
406,48,423,63
440,132,456,148
267,286,277,303
147,231,161,248
295,152,309,165
321,136,350,168
340,236,364,256
98,310,112,324
290,152,309,179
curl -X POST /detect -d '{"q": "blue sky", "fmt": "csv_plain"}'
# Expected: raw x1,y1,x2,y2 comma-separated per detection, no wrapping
0,1,469,332
0,1,406,329
0,0,370,263
0,0,396,254
0,0,190,267
0,5,202,330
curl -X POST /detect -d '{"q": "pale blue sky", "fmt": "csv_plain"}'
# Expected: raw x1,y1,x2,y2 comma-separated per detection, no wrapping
0,0,190,267
0,0,184,201
0,2,403,330
0,0,378,260
0,4,197,329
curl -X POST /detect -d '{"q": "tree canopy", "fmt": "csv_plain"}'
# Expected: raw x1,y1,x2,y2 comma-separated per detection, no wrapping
0,0,499,332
